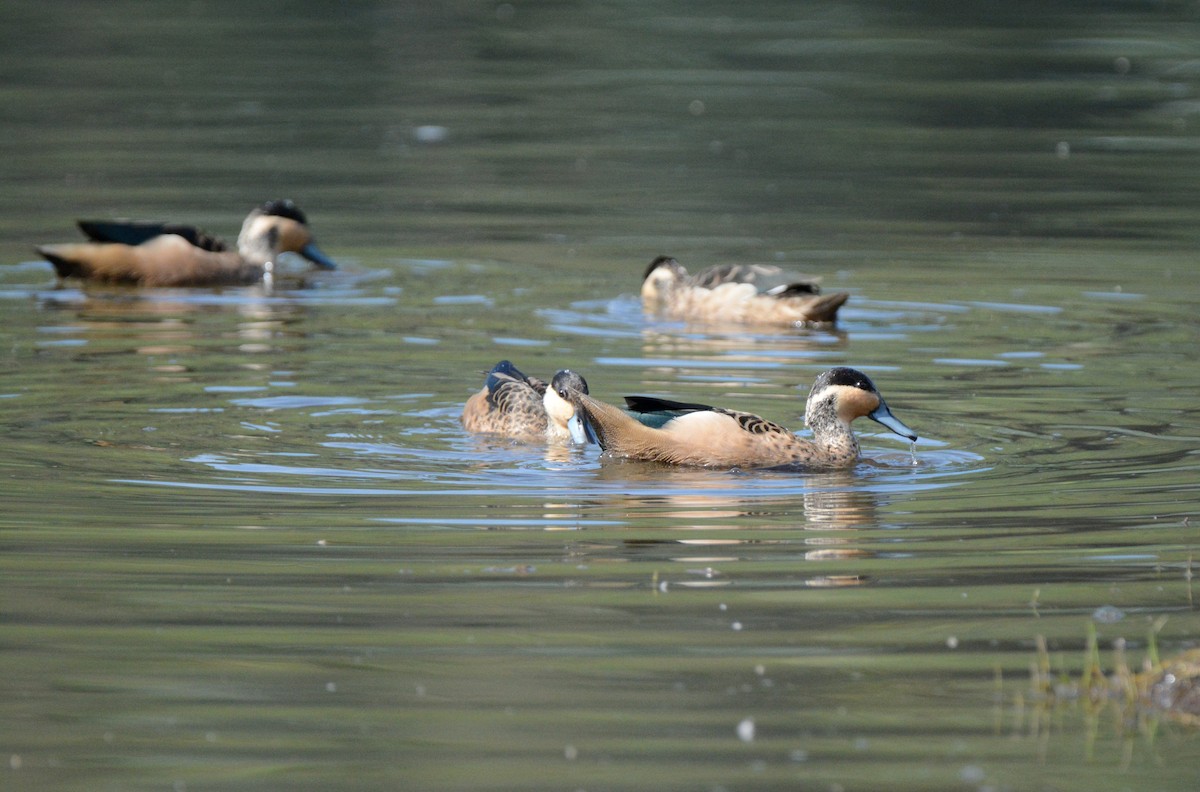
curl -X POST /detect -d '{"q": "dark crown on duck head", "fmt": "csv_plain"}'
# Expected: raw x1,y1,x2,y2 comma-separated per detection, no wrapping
642,255,686,282
258,199,308,225
813,366,879,394
552,369,589,397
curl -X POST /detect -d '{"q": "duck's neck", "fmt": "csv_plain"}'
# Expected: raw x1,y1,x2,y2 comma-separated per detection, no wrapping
804,401,860,464
578,394,659,453
237,234,274,266
236,212,278,266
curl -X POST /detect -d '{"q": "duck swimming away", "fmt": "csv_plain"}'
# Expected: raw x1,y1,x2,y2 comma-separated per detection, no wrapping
35,199,337,287
641,255,850,327
462,361,590,444
554,366,916,470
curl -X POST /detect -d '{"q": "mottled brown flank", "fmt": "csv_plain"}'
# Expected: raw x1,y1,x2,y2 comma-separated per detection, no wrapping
37,203,333,287
640,257,848,326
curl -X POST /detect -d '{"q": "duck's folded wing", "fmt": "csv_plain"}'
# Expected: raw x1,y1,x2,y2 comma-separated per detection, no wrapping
764,281,822,297
623,395,715,428
693,263,821,294
77,220,227,252
485,361,548,398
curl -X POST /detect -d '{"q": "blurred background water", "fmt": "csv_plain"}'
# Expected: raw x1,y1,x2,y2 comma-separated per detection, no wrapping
3,1,1200,790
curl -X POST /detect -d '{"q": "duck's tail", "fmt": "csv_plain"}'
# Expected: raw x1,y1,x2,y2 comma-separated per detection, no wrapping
36,245,86,280
799,291,850,323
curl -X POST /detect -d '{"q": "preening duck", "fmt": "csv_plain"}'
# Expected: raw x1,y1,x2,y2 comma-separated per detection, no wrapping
462,361,589,444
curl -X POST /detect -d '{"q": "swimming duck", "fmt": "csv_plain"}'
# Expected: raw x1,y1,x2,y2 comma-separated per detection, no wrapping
641,255,849,326
35,199,337,287
553,366,916,469
462,361,590,444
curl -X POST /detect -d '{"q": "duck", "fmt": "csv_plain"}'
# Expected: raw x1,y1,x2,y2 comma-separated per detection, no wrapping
641,255,849,326
552,366,916,469
462,361,590,444
35,199,337,287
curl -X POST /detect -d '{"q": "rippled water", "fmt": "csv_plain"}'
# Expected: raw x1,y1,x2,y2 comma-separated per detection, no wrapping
4,2,1200,791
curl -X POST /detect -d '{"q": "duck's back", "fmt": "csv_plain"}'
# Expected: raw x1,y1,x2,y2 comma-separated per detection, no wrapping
462,371,548,441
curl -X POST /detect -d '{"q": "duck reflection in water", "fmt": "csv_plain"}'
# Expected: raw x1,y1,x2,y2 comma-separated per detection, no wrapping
550,467,889,589
38,289,309,375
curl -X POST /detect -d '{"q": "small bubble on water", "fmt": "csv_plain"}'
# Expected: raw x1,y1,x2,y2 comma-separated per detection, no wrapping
564,744,578,760
946,635,959,649
737,717,755,742
731,621,743,631
1092,605,1125,624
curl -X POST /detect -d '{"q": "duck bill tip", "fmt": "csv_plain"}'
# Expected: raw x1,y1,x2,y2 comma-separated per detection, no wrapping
869,403,917,442
300,242,338,270
567,413,589,445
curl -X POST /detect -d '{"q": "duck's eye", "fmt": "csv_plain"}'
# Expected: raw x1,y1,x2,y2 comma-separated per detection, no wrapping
557,387,568,399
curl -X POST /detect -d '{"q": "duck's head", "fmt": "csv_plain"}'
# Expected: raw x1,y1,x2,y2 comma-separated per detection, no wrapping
237,199,338,270
640,255,689,301
804,367,917,441
544,369,591,444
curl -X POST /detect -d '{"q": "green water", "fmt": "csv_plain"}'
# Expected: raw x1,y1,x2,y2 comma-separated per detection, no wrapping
3,2,1200,791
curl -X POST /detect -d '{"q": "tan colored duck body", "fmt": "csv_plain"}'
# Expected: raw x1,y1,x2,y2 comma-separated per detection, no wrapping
556,367,916,470
462,361,589,444
641,256,849,326
36,200,337,287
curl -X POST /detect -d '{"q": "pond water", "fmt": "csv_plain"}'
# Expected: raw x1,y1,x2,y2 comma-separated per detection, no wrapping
3,2,1200,790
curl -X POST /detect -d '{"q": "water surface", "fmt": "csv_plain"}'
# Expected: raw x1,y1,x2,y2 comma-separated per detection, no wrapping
3,2,1200,791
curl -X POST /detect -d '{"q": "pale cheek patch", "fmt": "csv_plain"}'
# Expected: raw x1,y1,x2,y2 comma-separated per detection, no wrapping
543,389,574,427
836,386,879,422
274,219,311,253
